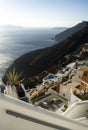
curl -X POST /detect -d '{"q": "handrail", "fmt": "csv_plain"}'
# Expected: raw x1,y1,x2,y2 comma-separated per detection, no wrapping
6,109,70,130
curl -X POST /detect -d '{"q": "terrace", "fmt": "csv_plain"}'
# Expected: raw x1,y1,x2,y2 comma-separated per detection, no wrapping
63,101,88,126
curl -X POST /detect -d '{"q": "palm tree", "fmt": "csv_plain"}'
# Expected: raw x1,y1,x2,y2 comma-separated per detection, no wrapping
6,68,24,86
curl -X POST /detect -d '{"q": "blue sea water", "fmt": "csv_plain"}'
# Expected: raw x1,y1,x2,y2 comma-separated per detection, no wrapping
0,28,64,78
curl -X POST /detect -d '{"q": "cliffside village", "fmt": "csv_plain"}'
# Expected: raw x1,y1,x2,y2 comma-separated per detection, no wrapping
27,44,88,114
28,59,88,114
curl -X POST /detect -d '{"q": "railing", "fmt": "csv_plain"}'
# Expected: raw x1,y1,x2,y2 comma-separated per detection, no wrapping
6,109,69,130
0,92,88,130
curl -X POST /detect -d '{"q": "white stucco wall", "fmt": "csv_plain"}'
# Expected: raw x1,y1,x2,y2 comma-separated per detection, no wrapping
59,84,71,100
59,82,80,102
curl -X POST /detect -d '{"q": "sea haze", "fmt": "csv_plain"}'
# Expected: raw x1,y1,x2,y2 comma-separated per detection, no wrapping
0,27,66,78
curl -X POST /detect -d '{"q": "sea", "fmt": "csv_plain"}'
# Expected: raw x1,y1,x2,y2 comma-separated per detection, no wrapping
0,27,65,80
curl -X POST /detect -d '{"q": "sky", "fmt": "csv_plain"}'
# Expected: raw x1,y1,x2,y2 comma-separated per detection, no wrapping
0,0,88,28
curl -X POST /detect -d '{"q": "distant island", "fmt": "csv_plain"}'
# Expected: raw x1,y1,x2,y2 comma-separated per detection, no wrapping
0,25,23,30
2,21,88,89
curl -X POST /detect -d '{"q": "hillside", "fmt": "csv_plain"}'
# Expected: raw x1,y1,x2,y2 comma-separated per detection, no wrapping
2,23,88,88
55,21,88,42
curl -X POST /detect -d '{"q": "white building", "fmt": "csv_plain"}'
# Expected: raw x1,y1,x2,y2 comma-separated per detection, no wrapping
42,73,62,85
59,82,81,102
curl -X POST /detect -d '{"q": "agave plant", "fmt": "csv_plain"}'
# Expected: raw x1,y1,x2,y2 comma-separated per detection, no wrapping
6,68,24,86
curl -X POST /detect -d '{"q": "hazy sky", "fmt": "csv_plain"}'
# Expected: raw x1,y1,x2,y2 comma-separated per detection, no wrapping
0,0,88,27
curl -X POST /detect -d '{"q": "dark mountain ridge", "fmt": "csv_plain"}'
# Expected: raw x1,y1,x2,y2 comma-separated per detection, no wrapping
2,22,88,88
55,21,88,43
